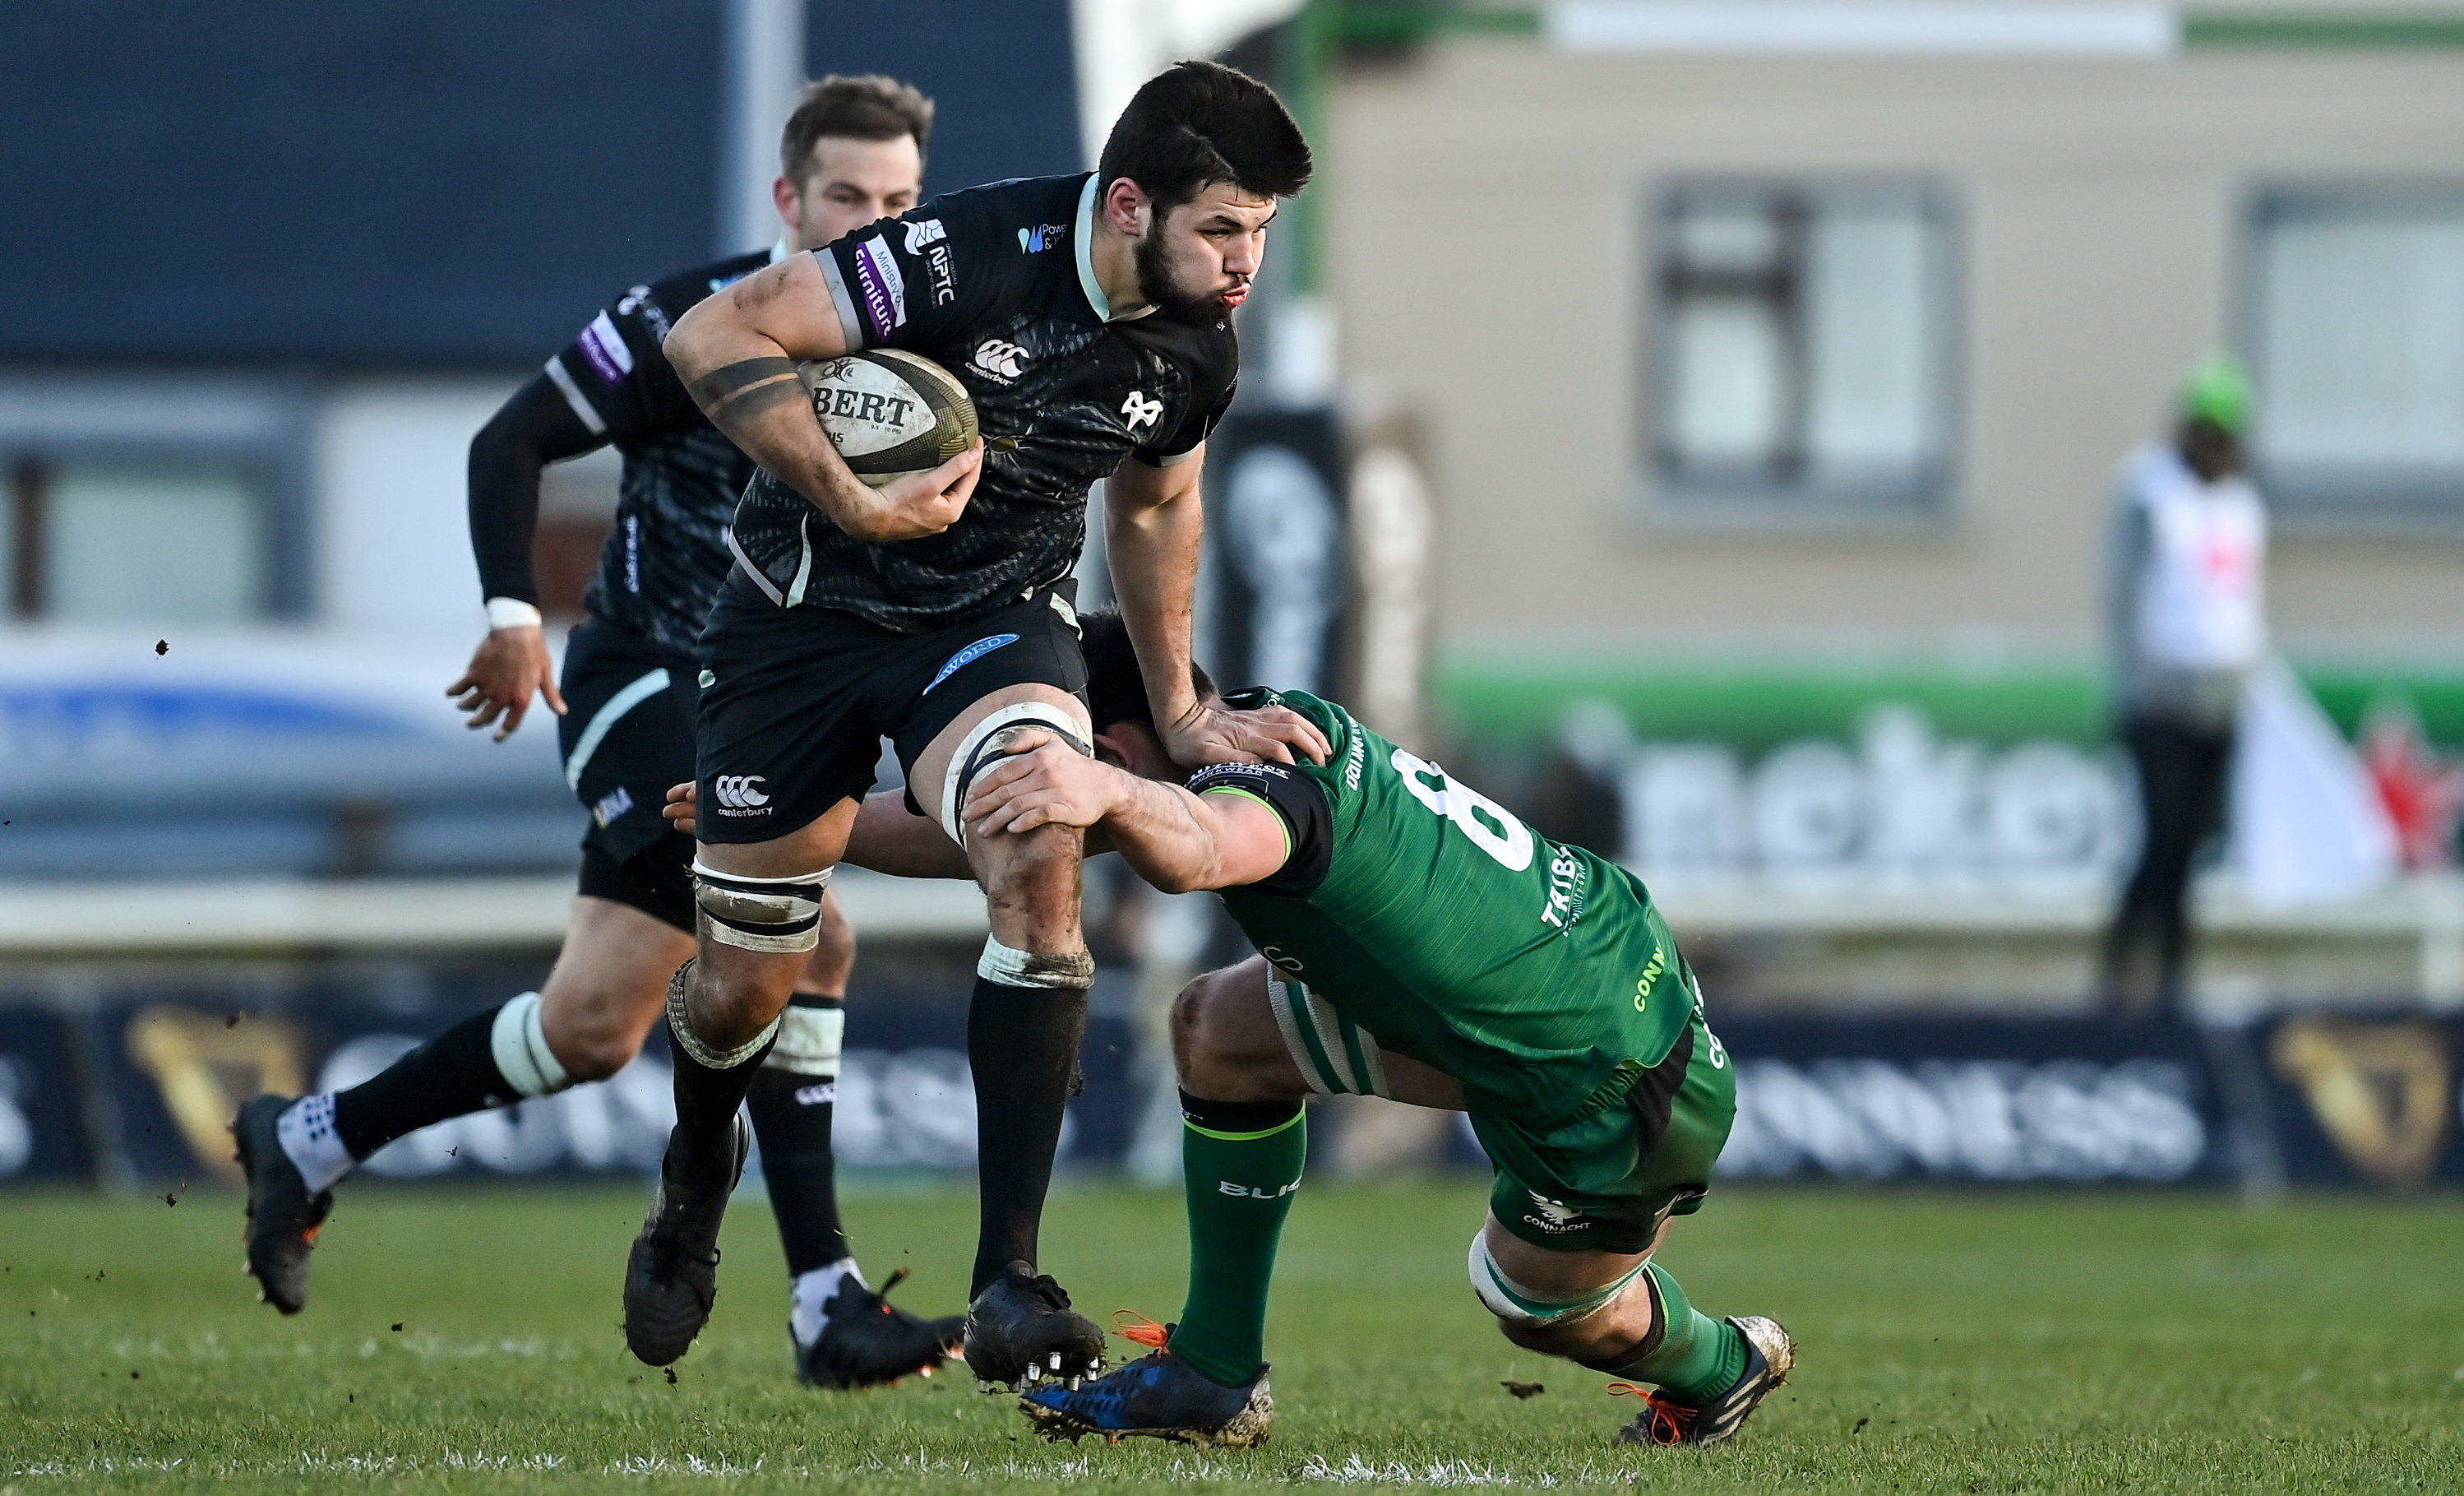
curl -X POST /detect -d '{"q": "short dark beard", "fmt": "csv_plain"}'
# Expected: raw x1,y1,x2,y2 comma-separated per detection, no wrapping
1133,223,1231,326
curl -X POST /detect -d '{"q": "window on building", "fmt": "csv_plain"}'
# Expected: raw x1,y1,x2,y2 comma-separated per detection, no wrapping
2248,190,2464,526
8,461,274,622
2,379,309,622
1648,181,1956,517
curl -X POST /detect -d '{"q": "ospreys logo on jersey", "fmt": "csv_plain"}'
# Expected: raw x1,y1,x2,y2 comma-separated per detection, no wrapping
1121,390,1163,431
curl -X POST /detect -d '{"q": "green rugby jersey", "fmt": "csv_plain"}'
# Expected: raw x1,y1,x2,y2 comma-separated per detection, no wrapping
1193,689,1693,1126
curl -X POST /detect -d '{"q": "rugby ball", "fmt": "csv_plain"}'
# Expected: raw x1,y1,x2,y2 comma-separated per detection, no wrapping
798,349,978,489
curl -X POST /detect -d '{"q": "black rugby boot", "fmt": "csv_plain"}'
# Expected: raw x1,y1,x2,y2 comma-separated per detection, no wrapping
1020,1346,1273,1448
622,1114,750,1366
797,1268,965,1389
963,1260,1107,1390
232,1095,331,1315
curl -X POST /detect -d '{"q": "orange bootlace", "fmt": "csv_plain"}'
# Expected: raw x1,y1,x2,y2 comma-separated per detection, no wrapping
1606,1382,1694,1446
1111,1310,1171,1350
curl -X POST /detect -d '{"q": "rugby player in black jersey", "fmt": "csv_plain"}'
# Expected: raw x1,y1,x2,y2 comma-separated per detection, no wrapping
632,62,1324,1388
230,76,963,1390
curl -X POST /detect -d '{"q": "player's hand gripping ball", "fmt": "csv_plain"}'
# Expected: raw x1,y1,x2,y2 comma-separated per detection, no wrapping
799,350,978,489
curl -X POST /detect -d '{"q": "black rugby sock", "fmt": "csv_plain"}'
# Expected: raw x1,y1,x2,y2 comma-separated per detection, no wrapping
746,1063,851,1275
965,976,1089,1296
666,1002,775,1165
330,1005,513,1160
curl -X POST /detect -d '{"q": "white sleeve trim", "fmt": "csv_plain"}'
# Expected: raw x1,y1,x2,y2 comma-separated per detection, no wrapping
816,250,866,350
543,357,608,436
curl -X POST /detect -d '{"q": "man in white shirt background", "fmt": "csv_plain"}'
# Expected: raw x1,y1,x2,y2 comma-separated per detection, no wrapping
2097,356,2268,1016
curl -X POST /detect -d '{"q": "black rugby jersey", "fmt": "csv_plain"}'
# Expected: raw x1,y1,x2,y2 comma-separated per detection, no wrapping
534,250,770,654
728,173,1238,632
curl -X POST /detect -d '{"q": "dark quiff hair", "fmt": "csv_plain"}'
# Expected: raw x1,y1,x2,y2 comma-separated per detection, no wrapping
1096,60,1312,215
1081,610,1217,736
779,75,936,180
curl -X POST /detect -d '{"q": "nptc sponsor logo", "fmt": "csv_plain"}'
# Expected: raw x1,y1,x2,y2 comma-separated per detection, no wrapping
971,339,1029,381
713,775,772,816
1121,390,1163,432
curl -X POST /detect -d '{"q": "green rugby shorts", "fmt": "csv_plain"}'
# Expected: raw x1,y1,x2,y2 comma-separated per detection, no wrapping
1264,975,1737,1255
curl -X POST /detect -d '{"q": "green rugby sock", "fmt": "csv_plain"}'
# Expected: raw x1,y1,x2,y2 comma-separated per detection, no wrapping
1598,1262,1748,1404
1166,1091,1306,1388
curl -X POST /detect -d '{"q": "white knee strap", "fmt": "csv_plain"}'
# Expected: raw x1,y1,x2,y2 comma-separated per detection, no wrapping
938,701,1093,845
1468,1232,1648,1329
764,1001,845,1078
979,935,1096,990
489,990,571,1098
692,859,831,954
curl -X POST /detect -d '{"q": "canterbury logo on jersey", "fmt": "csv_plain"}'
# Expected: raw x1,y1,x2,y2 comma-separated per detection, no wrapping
713,775,771,814
1121,390,1163,431
972,339,1029,380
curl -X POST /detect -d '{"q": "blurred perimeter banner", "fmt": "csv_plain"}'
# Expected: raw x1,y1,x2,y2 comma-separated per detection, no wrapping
2,982,2458,1193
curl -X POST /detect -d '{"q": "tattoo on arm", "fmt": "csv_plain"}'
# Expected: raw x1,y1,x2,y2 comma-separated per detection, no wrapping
686,358,802,426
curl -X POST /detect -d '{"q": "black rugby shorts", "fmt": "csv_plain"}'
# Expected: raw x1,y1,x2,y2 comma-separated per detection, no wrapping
694,570,1088,845
556,619,700,932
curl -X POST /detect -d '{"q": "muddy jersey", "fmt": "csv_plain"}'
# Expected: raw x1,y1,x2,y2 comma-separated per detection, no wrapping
1194,690,1696,1128
727,173,1237,632
539,250,770,654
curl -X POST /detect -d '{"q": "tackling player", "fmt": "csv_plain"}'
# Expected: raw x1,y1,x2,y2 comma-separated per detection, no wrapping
636,62,1326,1388
230,77,959,1389
663,615,1796,1448
973,617,1790,1447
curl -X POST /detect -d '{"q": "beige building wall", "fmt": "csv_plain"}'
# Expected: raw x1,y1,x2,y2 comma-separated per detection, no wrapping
1326,39,2464,662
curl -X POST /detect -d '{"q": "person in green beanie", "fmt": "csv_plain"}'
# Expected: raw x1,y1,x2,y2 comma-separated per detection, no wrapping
2098,354,2268,1013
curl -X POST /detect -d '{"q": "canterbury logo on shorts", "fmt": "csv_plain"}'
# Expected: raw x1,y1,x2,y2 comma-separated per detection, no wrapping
713,774,772,816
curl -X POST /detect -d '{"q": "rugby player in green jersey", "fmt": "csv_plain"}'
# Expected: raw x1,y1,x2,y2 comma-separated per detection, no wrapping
978,616,1790,1448
666,613,1789,1446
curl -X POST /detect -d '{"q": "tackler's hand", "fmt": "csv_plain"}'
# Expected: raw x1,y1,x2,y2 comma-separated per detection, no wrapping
963,731,1121,838
1162,699,1329,770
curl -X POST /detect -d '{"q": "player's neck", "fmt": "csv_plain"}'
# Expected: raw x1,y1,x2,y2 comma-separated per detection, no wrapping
1089,221,1152,321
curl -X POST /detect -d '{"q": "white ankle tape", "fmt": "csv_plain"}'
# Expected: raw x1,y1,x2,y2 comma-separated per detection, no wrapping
978,935,1096,990
1468,1232,1645,1328
692,859,830,953
939,701,1093,845
763,1000,844,1077
489,991,571,1098
665,961,781,1069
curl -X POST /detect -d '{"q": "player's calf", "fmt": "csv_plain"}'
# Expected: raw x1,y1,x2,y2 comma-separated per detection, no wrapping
1469,1226,1787,1447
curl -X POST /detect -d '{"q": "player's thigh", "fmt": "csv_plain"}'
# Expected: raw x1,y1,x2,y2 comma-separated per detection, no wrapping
888,586,1092,846
1262,971,1468,1110
694,582,896,870
539,892,697,1076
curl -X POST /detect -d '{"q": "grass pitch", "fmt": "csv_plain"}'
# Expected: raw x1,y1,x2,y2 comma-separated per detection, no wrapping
2,1179,2459,1493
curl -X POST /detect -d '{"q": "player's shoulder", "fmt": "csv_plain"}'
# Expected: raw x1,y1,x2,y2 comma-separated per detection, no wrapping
915,172,1089,242
612,249,773,340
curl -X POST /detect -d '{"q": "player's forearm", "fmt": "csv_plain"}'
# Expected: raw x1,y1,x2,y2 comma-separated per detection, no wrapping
843,791,975,879
1106,465,1205,729
467,377,599,606
1098,776,1239,894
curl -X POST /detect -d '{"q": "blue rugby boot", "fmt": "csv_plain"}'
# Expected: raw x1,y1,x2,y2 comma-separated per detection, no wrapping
1612,1315,1794,1448
1019,1345,1273,1448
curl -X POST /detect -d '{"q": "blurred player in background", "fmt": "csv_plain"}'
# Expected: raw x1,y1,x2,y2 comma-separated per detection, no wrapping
232,76,962,1390
637,62,1323,1388
2097,355,2268,1016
